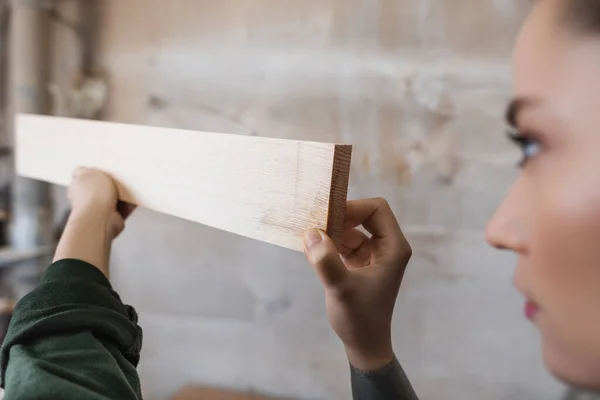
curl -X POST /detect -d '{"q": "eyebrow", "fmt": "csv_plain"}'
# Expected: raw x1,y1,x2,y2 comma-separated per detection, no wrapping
505,98,540,128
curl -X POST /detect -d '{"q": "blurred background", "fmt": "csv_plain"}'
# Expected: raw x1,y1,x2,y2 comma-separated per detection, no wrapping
0,0,593,399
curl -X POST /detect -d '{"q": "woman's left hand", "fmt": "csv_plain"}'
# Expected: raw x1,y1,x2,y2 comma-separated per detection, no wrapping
68,167,136,240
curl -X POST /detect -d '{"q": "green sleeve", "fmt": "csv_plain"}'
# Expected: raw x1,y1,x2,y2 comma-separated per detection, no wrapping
0,259,143,400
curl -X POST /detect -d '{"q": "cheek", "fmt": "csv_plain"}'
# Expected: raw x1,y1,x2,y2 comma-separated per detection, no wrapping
533,177,600,296
532,190,600,320
530,146,600,297
528,161,600,377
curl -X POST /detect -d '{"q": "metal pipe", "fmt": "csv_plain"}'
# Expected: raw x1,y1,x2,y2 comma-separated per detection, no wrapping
8,0,53,299
79,0,99,75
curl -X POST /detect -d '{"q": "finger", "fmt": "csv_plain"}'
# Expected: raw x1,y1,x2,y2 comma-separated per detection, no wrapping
339,228,369,257
344,198,402,240
109,211,126,239
342,240,373,269
303,229,349,289
72,166,89,179
117,202,137,219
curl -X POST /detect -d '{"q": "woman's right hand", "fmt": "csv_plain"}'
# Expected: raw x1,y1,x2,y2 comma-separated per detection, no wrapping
303,198,412,371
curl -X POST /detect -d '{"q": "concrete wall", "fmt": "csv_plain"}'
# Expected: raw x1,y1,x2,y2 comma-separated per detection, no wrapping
56,1,566,399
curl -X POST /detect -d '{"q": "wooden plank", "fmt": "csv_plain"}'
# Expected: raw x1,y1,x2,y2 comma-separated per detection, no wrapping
171,385,287,400
15,114,352,252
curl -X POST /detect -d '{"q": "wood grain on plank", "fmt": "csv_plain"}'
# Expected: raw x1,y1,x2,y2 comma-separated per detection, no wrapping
171,385,286,400
15,114,352,252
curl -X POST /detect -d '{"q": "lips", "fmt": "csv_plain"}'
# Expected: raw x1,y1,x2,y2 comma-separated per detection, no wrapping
525,300,540,320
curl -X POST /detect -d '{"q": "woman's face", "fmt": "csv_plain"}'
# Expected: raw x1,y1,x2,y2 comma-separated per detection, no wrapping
486,0,600,389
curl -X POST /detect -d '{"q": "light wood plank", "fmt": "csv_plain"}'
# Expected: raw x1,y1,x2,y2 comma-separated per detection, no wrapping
171,385,285,400
15,114,352,251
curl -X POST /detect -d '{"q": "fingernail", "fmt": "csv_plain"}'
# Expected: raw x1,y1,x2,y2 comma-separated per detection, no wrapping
73,167,87,177
304,229,323,249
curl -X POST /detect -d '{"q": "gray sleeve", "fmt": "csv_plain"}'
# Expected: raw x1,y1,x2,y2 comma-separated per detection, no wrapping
350,357,419,400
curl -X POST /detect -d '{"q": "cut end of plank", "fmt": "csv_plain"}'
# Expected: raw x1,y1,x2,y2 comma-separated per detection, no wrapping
326,144,352,249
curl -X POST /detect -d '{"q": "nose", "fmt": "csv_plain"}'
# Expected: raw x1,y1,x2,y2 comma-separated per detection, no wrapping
486,212,513,250
486,179,529,253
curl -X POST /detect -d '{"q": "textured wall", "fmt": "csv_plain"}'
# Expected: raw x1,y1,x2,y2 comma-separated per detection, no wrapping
67,1,566,399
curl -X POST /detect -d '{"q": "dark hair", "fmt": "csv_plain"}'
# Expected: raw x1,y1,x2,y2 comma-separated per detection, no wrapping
567,0,600,33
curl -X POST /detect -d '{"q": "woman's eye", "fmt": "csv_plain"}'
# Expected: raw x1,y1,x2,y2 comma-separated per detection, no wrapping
507,130,541,167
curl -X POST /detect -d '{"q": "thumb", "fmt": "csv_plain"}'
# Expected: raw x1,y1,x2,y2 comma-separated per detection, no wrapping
108,210,125,240
304,229,348,289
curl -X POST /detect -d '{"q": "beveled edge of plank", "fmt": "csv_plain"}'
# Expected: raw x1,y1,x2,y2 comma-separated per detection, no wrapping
326,144,352,249
15,113,346,149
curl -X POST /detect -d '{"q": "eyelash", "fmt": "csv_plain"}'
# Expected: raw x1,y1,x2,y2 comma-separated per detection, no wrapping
507,129,541,168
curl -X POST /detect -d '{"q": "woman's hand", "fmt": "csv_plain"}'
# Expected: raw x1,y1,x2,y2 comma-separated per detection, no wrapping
303,198,412,371
54,168,135,276
68,167,136,240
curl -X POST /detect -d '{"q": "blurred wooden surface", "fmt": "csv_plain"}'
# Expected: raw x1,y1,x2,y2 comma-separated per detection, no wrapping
172,385,286,400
